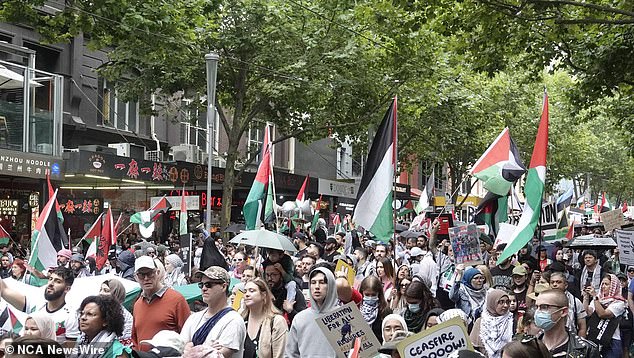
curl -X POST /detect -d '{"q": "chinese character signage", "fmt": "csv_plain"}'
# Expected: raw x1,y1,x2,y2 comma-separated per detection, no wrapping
0,149,64,179
59,198,103,215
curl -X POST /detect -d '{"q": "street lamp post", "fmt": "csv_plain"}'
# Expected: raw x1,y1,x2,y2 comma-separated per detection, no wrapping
205,53,219,230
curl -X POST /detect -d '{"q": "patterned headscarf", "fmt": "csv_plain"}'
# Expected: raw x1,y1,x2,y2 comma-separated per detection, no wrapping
598,273,625,305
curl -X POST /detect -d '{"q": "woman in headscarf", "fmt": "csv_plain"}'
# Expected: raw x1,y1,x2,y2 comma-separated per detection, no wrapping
359,275,392,341
22,312,56,340
164,254,188,287
379,314,408,358
583,273,626,358
99,278,133,346
402,280,439,333
449,265,487,324
470,289,513,358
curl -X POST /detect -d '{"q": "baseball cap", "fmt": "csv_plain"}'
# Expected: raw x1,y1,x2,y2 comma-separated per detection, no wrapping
140,330,185,355
134,256,157,272
512,265,528,276
326,236,337,245
410,247,424,257
527,282,550,300
195,266,230,284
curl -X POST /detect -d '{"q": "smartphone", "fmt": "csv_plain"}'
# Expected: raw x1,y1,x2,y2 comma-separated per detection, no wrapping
585,273,593,288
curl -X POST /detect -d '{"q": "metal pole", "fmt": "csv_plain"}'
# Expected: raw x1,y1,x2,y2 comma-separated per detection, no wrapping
205,53,219,230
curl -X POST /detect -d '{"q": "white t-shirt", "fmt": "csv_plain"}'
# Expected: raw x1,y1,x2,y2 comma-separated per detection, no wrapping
25,297,79,342
588,298,626,340
180,309,246,358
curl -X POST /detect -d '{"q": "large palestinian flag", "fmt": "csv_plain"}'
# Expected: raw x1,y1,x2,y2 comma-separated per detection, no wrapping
0,225,10,246
498,92,549,263
471,127,526,196
353,98,397,243
28,189,65,286
474,191,508,236
243,124,272,230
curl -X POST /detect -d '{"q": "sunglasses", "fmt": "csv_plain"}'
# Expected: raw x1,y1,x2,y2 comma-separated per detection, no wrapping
198,281,224,289
233,258,244,262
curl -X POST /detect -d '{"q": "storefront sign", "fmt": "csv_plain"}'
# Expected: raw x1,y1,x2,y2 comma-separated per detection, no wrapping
166,190,246,210
150,196,200,211
59,198,103,215
319,179,357,199
0,199,19,216
0,149,64,179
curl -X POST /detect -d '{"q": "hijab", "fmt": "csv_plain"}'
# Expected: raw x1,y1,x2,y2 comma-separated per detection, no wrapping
460,268,486,317
479,289,513,358
25,312,56,340
381,314,408,343
423,308,445,330
598,273,626,305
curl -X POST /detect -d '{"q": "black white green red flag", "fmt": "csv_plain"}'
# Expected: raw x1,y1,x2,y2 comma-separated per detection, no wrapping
470,127,526,196
498,91,549,264
353,98,397,243
28,189,65,286
244,124,272,230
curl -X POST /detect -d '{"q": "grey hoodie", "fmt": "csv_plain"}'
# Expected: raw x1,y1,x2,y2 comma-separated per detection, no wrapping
285,267,338,357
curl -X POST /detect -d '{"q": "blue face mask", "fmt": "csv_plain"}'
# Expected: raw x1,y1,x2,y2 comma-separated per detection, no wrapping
534,309,563,331
408,303,421,313
363,296,379,306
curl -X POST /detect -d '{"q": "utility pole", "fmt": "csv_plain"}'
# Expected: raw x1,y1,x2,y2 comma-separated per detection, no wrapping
205,53,219,230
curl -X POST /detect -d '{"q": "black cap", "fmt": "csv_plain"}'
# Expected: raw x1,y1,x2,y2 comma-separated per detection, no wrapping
326,236,337,245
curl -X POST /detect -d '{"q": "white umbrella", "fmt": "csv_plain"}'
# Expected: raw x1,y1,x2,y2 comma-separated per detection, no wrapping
0,65,42,89
229,228,298,253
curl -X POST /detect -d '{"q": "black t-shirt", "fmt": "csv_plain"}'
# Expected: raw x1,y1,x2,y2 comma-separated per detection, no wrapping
490,265,514,290
551,339,568,357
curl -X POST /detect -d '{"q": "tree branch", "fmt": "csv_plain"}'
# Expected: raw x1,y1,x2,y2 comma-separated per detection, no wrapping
215,101,231,134
528,0,634,18
555,18,634,25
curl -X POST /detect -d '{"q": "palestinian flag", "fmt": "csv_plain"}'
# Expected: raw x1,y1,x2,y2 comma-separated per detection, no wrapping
244,124,272,230
264,177,276,225
333,214,342,233
0,304,24,334
474,192,508,236
96,208,114,270
296,175,309,206
556,186,574,213
555,208,570,240
28,189,65,286
150,195,172,211
498,91,549,264
470,127,526,196
47,174,67,246
398,200,414,217
0,225,10,246
180,189,188,236
130,198,171,228
311,195,322,234
353,98,397,243
596,192,613,213
83,213,104,257
415,168,434,214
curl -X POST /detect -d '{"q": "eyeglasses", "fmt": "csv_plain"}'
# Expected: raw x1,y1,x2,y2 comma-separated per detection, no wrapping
135,270,156,279
497,299,511,306
233,258,244,262
472,276,485,281
198,281,224,289
536,304,564,311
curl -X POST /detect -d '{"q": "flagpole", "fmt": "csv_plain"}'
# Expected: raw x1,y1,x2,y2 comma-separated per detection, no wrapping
392,96,398,266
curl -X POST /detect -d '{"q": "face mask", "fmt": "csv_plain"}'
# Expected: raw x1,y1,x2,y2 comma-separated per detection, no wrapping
534,308,563,331
408,303,421,313
363,296,379,305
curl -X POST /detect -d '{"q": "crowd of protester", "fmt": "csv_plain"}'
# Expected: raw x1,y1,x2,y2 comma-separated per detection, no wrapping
0,219,631,358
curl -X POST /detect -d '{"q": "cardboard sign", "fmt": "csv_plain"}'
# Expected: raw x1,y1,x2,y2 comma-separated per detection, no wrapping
449,224,483,266
616,230,634,266
335,259,356,287
232,290,244,311
600,209,625,232
397,318,473,358
315,302,381,358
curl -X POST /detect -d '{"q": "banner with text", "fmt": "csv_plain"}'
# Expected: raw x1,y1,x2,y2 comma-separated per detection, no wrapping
315,302,381,358
616,230,634,266
396,318,473,358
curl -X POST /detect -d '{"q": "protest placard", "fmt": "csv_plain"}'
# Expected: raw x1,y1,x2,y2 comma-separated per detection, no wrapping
315,302,381,358
600,209,625,232
335,259,356,287
449,224,483,266
616,230,634,265
232,290,244,311
397,317,473,358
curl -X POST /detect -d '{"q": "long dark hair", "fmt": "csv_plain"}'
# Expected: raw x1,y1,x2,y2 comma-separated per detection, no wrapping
405,280,437,313
360,275,389,315
502,338,552,358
